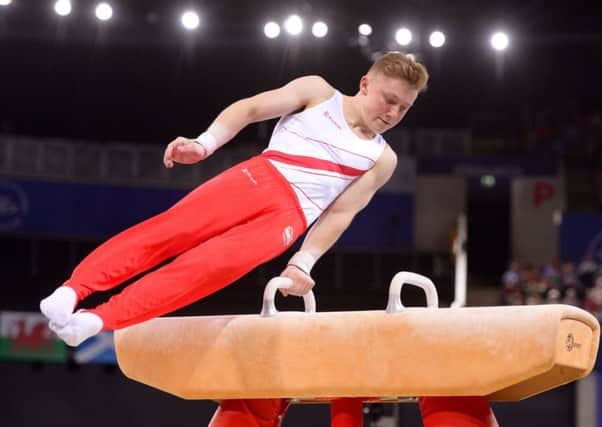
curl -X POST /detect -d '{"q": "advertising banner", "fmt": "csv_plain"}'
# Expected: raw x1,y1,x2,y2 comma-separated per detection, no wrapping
0,311,66,362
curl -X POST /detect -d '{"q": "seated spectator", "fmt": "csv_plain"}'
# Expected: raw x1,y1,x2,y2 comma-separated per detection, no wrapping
545,288,562,304
503,288,524,305
524,278,548,303
560,261,581,291
562,288,580,307
502,261,522,291
525,294,545,305
582,276,602,321
577,254,598,289
542,259,561,281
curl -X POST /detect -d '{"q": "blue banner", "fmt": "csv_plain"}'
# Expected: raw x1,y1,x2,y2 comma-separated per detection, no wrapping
560,213,602,263
0,178,414,249
337,193,414,249
74,332,117,365
0,179,185,238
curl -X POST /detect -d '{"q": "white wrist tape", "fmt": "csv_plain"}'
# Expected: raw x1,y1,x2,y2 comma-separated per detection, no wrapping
195,132,218,157
194,122,231,158
288,251,317,275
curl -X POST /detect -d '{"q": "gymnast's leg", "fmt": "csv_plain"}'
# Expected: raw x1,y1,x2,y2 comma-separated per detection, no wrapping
419,397,499,427
40,157,286,326
208,399,290,427
48,158,306,345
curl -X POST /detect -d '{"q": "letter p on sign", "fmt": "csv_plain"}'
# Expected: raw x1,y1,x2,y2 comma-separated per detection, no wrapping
534,181,556,207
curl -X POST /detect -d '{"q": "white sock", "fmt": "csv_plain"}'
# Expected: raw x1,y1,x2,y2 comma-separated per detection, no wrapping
40,286,77,327
49,311,104,347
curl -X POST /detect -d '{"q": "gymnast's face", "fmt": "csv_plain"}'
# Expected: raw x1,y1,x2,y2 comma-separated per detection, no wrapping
359,72,418,135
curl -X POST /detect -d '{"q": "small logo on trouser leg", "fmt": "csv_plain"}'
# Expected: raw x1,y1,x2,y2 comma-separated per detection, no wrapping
282,226,294,246
241,168,258,185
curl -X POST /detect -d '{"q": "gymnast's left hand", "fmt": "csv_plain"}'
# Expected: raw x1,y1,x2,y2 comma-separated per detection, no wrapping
278,265,315,297
163,136,207,168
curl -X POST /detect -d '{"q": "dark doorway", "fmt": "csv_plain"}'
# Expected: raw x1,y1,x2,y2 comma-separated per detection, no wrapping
466,176,511,280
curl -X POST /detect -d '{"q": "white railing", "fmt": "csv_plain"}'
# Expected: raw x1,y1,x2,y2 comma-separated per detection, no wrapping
0,134,258,189
0,128,473,190
451,212,468,308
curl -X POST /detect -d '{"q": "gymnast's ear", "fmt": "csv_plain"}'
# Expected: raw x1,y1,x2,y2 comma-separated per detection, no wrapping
359,75,370,95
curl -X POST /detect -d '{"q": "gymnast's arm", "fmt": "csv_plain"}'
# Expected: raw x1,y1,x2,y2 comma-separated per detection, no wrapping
163,75,333,168
280,145,398,297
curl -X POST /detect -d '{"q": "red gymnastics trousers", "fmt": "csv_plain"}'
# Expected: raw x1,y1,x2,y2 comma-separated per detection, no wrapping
64,156,307,330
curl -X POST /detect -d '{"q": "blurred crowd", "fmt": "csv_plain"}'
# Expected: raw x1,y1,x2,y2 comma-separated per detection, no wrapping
502,256,602,321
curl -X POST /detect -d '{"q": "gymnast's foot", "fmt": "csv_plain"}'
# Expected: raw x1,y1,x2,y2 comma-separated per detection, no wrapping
49,311,104,347
40,286,77,328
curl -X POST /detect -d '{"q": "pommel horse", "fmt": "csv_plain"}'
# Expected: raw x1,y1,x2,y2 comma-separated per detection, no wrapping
114,272,600,426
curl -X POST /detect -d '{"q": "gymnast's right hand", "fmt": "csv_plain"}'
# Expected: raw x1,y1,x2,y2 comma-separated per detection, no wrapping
278,264,316,297
163,136,207,168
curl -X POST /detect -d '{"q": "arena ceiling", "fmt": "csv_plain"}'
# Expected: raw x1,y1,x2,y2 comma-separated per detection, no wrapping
0,0,600,142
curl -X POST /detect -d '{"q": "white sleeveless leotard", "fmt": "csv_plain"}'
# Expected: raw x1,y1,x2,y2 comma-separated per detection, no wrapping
262,90,387,225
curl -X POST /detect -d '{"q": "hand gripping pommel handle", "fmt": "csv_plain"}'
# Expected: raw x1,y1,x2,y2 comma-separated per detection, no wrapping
260,277,317,317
